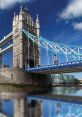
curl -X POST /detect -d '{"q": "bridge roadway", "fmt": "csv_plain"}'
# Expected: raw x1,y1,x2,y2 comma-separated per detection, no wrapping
27,61,82,74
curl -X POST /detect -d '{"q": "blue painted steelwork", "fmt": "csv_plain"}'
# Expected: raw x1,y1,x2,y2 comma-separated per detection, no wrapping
22,29,82,63
1,29,82,60
28,96,82,117
26,60,82,73
0,32,12,44
1,40,13,50
1,29,82,70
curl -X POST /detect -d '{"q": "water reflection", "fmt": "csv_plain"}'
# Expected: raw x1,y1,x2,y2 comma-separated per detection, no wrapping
28,96,82,117
27,100,43,117
0,86,82,117
0,92,27,117
52,86,80,96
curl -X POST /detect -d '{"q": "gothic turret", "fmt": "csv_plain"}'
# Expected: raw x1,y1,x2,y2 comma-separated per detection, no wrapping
19,5,23,15
13,12,16,36
13,12,16,27
36,14,40,36
12,6,41,68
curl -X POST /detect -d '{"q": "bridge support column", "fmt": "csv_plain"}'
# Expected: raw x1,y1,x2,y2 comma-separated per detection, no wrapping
12,7,41,69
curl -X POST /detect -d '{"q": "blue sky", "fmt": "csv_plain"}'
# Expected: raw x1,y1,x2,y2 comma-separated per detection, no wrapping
0,0,82,79
0,0,82,45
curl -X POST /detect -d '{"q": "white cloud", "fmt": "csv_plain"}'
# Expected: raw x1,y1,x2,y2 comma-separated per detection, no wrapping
73,22,82,30
0,0,34,9
60,0,82,19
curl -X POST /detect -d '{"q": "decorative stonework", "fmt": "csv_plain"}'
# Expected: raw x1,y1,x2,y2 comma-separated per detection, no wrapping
13,7,40,68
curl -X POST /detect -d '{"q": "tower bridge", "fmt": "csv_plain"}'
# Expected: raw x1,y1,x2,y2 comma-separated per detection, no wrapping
0,6,82,85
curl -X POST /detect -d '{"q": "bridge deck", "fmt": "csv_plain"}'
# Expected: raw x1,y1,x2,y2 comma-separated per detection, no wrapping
26,61,82,74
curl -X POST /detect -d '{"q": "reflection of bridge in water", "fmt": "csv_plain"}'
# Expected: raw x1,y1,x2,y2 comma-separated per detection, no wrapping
0,86,81,117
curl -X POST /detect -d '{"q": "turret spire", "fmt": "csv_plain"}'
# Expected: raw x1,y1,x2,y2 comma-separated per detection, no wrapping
36,14,40,36
36,14,39,23
13,12,16,20
20,5,23,14
14,12,15,17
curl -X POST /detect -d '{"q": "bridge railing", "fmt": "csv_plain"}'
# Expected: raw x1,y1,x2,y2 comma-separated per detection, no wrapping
26,60,82,72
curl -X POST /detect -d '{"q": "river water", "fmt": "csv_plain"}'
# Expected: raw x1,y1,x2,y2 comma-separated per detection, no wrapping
0,86,82,117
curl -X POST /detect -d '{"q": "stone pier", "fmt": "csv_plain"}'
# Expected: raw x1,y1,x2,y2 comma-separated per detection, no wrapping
0,68,52,86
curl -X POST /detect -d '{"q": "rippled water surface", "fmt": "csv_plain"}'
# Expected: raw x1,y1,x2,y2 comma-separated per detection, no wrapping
51,86,82,96
0,86,82,117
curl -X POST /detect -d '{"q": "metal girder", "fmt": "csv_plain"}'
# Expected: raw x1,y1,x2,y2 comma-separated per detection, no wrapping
22,29,82,61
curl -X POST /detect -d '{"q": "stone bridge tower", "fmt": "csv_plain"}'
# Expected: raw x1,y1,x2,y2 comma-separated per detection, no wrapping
13,6,40,69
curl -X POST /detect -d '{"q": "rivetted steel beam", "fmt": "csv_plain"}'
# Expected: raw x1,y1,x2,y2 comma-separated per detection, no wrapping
0,113,9,117
23,29,82,62
0,32,12,47
0,44,13,54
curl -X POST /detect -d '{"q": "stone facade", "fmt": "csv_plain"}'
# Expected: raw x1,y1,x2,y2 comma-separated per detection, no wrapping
13,6,40,69
0,68,32,84
0,68,52,86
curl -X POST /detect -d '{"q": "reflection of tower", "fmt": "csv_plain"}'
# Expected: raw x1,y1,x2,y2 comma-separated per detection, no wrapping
56,102,62,114
54,53,59,64
14,98,27,117
28,100,43,117
13,6,40,68
36,101,43,117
